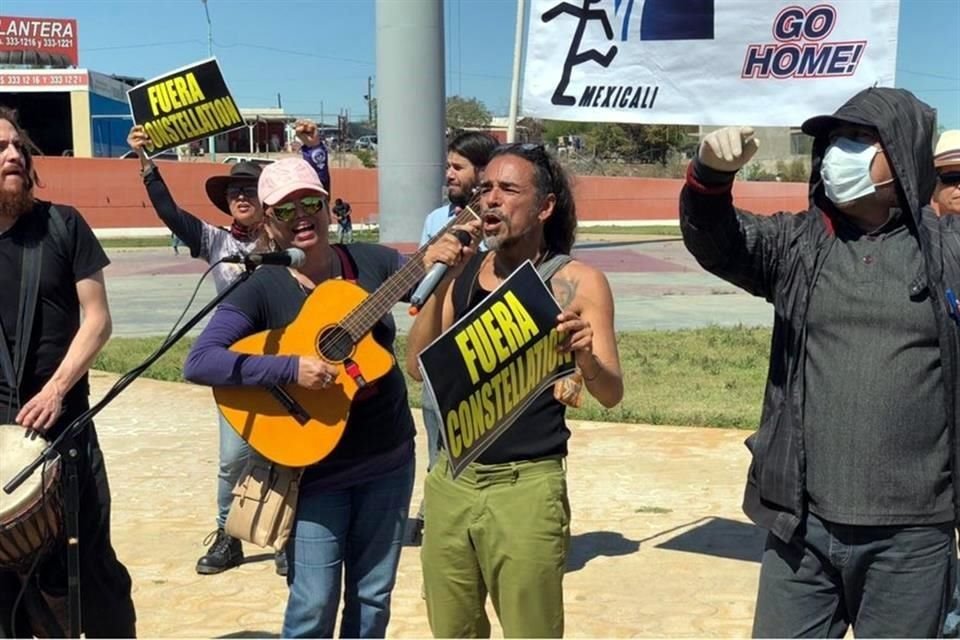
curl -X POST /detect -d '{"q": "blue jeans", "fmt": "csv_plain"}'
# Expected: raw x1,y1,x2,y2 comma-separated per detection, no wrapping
217,411,251,528
282,457,415,638
753,512,955,638
421,388,441,471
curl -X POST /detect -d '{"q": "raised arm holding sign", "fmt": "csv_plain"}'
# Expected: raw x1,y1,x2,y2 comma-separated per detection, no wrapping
405,143,623,639
127,58,245,156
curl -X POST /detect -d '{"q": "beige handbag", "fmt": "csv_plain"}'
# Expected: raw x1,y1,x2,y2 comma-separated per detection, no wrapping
225,458,303,550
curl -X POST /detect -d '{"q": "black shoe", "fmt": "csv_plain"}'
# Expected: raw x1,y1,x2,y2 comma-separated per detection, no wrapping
406,515,424,546
274,549,288,576
196,528,243,575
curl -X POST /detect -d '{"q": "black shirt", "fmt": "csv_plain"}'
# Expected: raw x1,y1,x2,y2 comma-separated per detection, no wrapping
450,253,570,463
0,202,110,423
804,214,952,525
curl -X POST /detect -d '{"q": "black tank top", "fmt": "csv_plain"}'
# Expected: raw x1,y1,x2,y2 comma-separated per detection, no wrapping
450,252,569,463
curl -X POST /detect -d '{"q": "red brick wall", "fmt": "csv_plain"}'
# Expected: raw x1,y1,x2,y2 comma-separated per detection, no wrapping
32,157,810,228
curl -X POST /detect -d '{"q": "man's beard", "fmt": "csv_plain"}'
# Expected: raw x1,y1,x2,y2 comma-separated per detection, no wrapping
447,184,473,207
482,211,511,251
0,186,33,220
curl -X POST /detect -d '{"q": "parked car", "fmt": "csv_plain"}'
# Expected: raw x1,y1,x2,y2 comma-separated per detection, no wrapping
326,136,354,152
354,135,377,152
221,156,275,167
120,149,179,161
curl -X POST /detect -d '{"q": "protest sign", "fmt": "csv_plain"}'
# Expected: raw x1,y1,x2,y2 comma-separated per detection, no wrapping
127,58,244,155
522,0,900,126
418,261,576,478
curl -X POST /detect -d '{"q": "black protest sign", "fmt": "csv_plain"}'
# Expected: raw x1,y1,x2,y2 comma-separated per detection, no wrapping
127,58,244,156
419,261,576,478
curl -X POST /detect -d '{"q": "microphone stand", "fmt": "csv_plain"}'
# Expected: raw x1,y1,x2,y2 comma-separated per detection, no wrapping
2,261,256,638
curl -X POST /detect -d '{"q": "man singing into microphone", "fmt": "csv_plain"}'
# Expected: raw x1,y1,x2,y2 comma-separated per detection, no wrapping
406,144,623,637
128,125,324,576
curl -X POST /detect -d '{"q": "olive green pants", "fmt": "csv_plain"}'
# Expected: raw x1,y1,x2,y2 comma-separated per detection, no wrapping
421,453,570,638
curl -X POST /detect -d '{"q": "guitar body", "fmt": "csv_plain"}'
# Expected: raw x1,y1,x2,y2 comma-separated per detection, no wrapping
213,279,395,467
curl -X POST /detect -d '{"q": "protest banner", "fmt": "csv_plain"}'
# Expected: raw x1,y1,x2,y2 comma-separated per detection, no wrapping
127,58,244,155
418,261,576,478
522,0,900,126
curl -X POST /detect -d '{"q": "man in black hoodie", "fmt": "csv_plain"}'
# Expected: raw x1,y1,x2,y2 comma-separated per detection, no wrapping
681,88,959,637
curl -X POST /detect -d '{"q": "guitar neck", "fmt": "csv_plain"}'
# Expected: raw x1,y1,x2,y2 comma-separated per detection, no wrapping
341,203,481,340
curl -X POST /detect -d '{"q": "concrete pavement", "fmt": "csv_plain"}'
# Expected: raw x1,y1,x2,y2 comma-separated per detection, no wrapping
103,236,773,338
56,235,770,636
82,371,761,638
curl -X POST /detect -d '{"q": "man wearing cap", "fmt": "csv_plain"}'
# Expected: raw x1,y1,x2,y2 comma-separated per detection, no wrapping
129,126,308,576
681,88,960,637
934,130,960,216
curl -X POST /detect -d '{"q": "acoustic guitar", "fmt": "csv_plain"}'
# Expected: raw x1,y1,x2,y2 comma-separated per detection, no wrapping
214,203,479,467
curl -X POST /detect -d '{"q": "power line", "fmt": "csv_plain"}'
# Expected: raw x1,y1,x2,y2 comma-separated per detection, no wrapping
81,39,204,52
212,40,374,66
897,68,960,82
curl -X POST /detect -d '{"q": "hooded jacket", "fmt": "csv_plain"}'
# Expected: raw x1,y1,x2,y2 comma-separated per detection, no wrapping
680,88,960,542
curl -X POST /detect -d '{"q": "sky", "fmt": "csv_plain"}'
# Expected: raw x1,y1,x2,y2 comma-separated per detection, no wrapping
4,0,959,130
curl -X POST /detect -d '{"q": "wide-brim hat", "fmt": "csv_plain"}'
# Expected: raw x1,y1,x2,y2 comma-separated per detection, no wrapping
934,130,960,169
205,161,263,214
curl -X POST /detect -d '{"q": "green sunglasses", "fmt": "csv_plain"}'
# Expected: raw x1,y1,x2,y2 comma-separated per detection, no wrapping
271,197,326,222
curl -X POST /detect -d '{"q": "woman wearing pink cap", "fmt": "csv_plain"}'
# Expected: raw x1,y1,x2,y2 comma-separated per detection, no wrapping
183,157,419,637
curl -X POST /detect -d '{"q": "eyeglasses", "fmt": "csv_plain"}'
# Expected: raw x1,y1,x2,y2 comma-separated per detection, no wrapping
271,196,325,223
939,172,960,186
497,142,546,156
226,185,258,200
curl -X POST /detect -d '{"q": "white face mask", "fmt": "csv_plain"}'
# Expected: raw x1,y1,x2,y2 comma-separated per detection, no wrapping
821,137,891,205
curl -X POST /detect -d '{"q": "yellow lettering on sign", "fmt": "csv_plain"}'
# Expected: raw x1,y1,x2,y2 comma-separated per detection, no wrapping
504,291,539,343
446,410,462,458
185,72,206,103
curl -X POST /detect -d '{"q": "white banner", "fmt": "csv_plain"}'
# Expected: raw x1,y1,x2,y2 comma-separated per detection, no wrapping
521,0,900,126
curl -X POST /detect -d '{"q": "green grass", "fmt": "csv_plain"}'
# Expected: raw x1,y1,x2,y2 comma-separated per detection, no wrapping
94,325,770,429
579,225,681,236
99,226,675,249
99,236,175,248
99,230,382,249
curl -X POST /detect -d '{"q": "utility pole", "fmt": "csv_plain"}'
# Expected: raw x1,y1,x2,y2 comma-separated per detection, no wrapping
507,0,526,143
365,76,374,125
201,0,217,161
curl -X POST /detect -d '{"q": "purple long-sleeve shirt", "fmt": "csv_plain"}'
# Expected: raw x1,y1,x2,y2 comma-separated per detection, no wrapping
183,304,299,387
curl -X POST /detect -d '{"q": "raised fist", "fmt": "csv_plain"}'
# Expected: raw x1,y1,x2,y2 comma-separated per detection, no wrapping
699,126,760,173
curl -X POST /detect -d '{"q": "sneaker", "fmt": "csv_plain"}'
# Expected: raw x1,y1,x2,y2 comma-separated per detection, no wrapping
196,528,243,575
274,549,288,577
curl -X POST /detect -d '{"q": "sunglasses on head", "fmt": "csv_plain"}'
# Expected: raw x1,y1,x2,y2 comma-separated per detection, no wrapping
939,172,960,186
271,196,325,223
493,142,556,189
226,185,258,200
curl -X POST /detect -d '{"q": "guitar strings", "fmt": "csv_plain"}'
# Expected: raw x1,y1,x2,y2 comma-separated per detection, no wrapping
318,192,485,359
337,196,483,337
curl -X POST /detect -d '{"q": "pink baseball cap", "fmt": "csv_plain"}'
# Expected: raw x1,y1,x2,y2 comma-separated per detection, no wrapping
258,157,329,206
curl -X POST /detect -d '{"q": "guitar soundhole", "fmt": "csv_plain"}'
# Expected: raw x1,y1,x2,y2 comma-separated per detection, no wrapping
317,325,354,362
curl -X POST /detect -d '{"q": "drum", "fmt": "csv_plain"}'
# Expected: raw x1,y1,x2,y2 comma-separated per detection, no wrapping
0,424,63,571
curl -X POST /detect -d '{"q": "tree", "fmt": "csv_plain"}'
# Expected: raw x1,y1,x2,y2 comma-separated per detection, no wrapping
586,123,633,158
623,124,693,164
446,96,492,129
542,120,590,145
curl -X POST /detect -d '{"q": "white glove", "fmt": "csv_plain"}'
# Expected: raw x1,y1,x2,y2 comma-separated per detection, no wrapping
699,126,760,173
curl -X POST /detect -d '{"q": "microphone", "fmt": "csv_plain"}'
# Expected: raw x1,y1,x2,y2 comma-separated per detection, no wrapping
222,248,306,268
409,230,472,315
